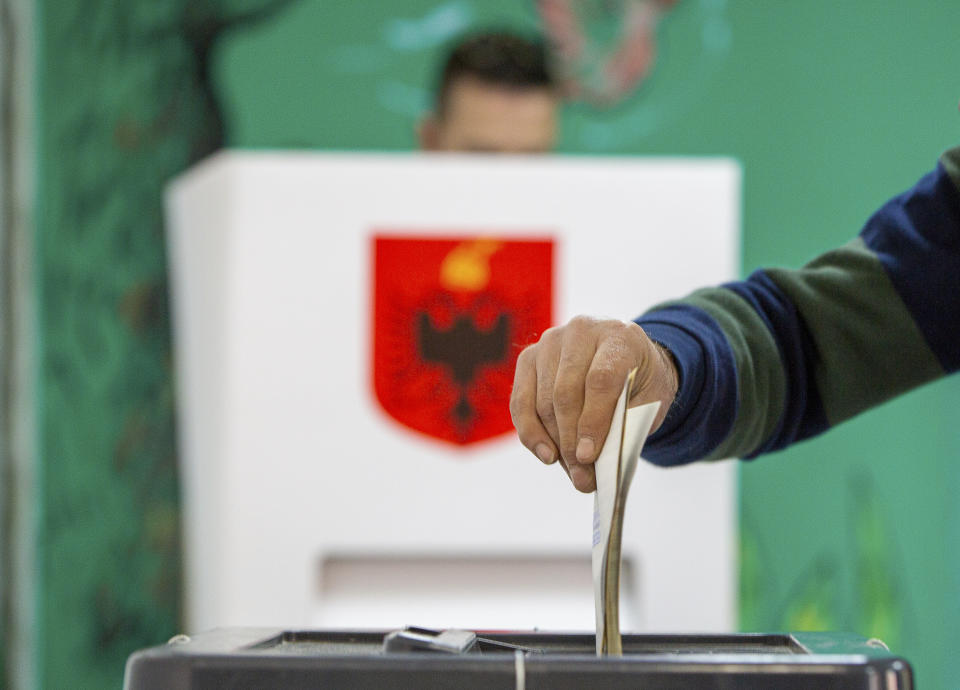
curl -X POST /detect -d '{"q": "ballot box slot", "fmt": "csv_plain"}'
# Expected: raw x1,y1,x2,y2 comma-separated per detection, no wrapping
242,629,807,657
247,630,387,656
473,632,806,656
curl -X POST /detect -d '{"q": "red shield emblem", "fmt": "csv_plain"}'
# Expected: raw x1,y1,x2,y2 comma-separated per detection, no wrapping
372,234,554,446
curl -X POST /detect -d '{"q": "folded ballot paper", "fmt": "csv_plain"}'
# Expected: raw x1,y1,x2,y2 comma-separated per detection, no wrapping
592,368,660,656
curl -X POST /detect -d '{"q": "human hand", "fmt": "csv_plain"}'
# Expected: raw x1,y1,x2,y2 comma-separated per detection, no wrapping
510,316,679,493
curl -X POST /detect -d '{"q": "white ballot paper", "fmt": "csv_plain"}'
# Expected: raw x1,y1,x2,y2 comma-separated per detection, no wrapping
592,368,661,655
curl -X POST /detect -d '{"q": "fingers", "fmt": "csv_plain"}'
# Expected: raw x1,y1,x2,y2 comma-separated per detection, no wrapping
568,460,597,493
510,337,559,465
574,329,639,466
553,323,598,466
510,316,679,495
534,335,562,458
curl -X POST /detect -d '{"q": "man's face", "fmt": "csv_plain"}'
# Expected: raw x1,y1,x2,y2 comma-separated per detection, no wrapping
420,76,558,154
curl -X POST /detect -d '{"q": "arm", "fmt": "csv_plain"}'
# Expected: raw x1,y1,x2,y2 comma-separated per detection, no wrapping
639,146,960,465
511,147,960,489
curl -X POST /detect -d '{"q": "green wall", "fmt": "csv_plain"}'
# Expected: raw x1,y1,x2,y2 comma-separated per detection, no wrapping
33,2,295,687
33,0,959,687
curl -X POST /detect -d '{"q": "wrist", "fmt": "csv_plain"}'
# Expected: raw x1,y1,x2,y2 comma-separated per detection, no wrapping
653,341,679,406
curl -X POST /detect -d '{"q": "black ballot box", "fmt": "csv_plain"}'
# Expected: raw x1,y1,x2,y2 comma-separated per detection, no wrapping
124,627,912,689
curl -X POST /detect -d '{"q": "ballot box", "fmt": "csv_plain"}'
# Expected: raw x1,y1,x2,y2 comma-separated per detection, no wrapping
165,152,740,634
124,627,913,690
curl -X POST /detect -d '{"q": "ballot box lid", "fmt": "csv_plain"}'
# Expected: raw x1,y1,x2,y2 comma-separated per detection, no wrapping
124,627,912,690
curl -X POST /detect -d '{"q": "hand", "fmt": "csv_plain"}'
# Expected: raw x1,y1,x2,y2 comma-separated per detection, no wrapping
510,316,678,493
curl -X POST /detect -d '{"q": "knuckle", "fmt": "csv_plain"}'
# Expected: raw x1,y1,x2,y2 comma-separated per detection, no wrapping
599,317,627,333
539,326,561,344
553,366,582,395
513,420,537,446
552,381,582,414
585,360,621,392
607,321,633,340
508,390,529,420
552,395,578,416
516,345,536,365
626,320,648,339
566,314,596,332
535,398,556,424
627,325,653,356
614,320,646,346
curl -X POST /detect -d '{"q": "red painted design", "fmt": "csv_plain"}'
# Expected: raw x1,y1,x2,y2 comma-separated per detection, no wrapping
372,234,554,446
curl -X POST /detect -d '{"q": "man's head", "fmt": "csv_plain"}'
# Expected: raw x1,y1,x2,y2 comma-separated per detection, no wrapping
419,31,559,154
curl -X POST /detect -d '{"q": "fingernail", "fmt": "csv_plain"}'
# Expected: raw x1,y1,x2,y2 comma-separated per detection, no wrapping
535,443,556,464
576,437,595,462
571,465,591,490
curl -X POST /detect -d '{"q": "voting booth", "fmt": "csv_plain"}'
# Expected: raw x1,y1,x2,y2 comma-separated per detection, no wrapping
165,152,740,635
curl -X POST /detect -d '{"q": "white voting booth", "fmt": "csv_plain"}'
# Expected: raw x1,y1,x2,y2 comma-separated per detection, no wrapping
166,152,740,635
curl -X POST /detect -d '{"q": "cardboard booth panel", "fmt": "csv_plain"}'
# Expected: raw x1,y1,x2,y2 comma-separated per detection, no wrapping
166,152,740,634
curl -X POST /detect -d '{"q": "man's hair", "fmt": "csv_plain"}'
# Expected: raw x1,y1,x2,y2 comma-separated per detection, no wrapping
434,31,553,114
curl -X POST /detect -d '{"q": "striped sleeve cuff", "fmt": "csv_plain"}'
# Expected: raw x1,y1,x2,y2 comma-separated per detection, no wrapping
635,305,738,466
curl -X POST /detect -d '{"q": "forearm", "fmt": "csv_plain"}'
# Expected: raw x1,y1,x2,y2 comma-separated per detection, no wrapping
637,147,960,465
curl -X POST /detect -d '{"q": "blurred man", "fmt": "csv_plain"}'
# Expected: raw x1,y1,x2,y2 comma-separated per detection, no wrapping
419,31,559,154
